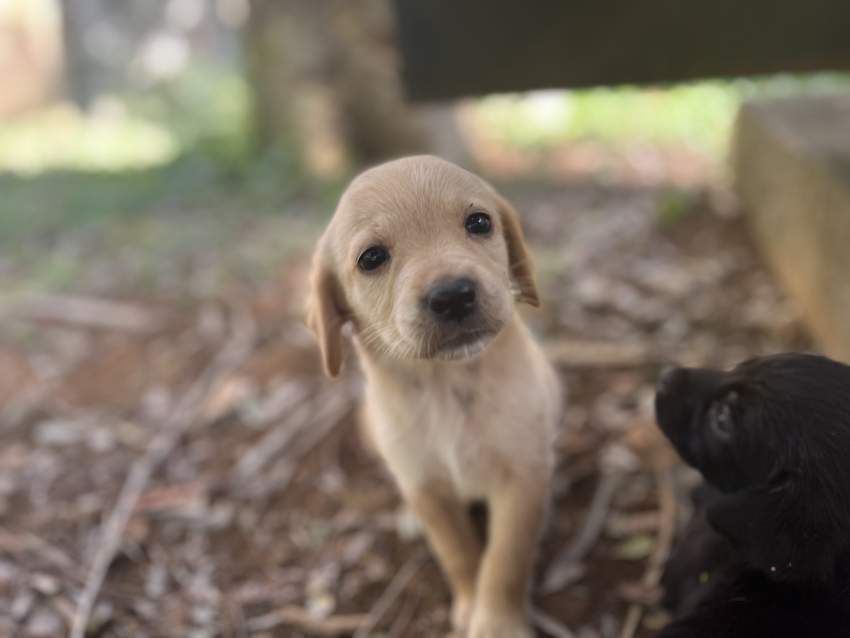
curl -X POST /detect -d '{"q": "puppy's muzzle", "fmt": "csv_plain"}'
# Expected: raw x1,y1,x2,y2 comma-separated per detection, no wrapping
425,277,478,323
656,365,681,396
654,364,691,438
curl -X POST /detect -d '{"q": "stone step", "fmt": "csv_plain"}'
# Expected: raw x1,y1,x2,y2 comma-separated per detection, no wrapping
735,94,850,359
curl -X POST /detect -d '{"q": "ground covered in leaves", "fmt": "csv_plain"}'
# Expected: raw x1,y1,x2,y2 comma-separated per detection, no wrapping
0,160,810,637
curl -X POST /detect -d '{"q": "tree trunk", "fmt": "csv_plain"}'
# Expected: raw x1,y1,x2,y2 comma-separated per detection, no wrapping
59,0,102,108
245,0,442,175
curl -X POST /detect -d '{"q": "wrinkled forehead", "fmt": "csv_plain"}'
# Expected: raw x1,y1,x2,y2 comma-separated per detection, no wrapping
331,161,500,244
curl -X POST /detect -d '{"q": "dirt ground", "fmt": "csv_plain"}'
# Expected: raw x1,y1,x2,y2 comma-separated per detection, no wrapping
0,158,810,637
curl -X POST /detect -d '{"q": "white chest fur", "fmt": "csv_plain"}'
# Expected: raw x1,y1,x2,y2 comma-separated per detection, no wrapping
357,319,562,501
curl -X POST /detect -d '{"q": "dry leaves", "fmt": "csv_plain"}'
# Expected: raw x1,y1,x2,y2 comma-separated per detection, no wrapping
0,173,809,637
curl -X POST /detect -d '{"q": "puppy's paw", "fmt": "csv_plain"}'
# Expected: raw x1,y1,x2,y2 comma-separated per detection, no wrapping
467,608,533,638
451,595,474,632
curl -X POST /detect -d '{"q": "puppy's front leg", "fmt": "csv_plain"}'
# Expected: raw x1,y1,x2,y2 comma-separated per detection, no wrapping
469,477,548,638
408,485,483,632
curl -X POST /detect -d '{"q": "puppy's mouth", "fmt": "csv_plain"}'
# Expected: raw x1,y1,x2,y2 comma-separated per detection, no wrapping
433,328,497,360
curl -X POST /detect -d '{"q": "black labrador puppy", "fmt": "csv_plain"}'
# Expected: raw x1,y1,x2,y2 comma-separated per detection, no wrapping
654,353,850,637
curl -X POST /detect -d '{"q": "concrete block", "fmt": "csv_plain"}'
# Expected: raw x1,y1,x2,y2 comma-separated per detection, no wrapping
735,94,850,359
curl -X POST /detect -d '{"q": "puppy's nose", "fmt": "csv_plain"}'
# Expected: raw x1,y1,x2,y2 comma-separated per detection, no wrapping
426,277,477,322
656,365,679,394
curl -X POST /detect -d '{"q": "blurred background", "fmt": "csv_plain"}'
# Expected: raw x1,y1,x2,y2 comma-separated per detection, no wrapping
1,1,848,636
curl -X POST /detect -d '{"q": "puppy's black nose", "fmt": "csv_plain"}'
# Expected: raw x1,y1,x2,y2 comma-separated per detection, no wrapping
427,277,477,322
656,365,679,394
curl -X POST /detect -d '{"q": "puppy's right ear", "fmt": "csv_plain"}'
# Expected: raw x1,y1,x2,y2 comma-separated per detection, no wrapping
306,245,348,378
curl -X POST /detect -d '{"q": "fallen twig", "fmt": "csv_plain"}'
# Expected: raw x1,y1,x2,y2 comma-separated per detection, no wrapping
353,549,428,638
544,339,653,368
0,293,163,334
388,594,420,638
619,464,677,638
606,511,660,538
70,307,256,638
531,605,575,638
0,531,78,577
277,388,353,489
542,472,623,593
246,606,368,636
232,383,347,481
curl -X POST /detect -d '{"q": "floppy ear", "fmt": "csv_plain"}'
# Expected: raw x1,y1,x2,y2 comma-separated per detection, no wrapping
497,196,540,307
305,248,348,378
707,486,839,585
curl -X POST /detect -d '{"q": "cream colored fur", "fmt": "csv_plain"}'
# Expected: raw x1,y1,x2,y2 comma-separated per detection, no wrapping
307,155,562,638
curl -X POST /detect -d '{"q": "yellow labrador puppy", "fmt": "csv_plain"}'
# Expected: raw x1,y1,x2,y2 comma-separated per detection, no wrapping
307,156,561,638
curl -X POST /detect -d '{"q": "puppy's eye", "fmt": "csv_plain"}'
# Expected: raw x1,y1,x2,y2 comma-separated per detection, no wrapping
709,392,738,441
464,211,492,236
357,246,389,272
768,470,791,491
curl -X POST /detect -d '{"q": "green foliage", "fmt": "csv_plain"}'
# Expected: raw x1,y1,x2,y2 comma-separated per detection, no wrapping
0,157,311,246
0,65,327,245
126,64,254,165
0,105,178,173
1,68,847,249
473,73,850,157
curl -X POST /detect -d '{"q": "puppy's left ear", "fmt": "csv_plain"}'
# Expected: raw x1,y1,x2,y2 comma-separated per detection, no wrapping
497,196,540,307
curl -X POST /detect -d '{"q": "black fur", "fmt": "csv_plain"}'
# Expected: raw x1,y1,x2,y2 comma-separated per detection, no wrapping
654,353,850,637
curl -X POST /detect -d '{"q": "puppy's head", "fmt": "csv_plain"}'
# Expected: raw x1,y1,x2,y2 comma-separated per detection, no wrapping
655,353,850,585
306,155,538,377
